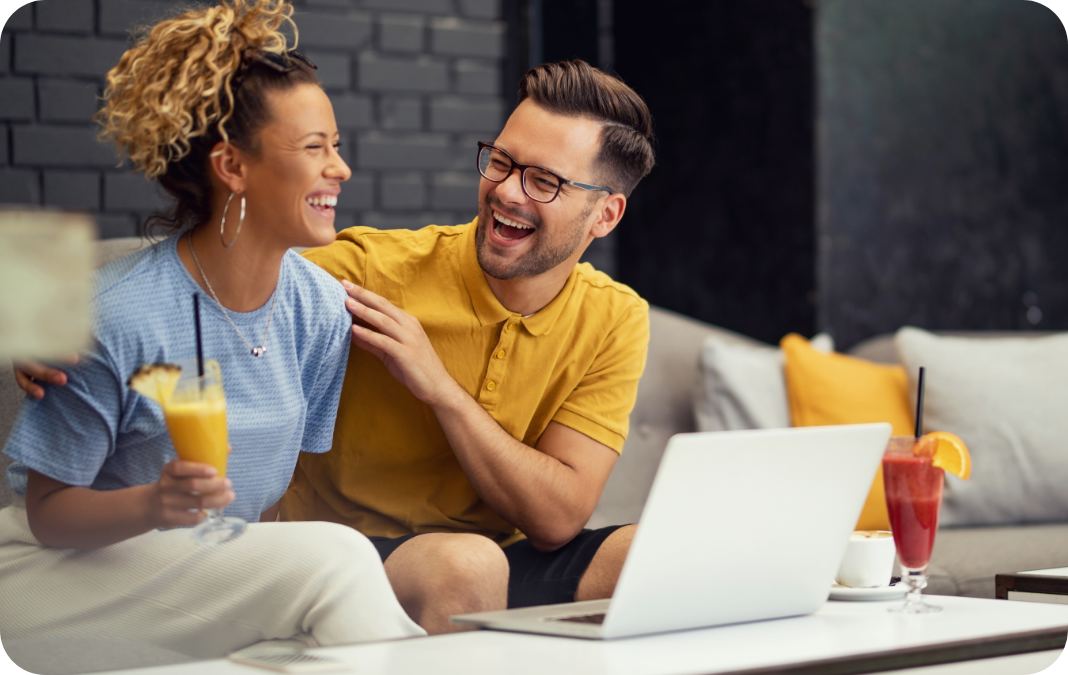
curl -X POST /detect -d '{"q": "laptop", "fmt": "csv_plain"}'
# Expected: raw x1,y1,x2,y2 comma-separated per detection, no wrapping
451,423,892,639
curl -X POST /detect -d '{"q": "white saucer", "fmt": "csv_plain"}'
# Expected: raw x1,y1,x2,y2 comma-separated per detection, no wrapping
829,583,907,602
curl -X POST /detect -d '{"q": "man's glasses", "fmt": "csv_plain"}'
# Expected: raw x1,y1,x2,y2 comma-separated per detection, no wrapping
476,142,614,204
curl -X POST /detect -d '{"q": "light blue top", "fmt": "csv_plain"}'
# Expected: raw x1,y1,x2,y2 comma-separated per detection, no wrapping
3,235,351,523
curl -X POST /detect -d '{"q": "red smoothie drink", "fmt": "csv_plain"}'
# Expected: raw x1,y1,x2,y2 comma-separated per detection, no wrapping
883,453,944,570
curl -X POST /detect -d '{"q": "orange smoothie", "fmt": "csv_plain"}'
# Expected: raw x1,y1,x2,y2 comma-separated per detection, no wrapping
163,398,228,477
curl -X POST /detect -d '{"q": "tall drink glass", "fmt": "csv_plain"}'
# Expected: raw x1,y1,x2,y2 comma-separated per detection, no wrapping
163,360,246,544
883,436,944,613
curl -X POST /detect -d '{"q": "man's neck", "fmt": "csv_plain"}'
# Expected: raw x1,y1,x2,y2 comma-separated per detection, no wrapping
482,250,583,317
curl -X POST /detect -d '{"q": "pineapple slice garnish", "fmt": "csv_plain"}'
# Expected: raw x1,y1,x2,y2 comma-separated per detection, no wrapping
126,363,182,406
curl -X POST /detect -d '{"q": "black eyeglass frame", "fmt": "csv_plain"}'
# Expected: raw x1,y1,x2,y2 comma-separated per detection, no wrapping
476,142,615,204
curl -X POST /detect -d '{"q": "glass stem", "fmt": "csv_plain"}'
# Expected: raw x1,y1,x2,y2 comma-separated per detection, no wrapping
902,568,928,608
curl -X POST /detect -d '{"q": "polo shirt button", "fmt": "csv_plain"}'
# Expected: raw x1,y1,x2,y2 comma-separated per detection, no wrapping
505,323,513,332
496,350,506,359
486,381,496,391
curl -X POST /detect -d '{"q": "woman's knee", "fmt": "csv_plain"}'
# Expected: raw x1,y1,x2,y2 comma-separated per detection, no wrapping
250,522,381,577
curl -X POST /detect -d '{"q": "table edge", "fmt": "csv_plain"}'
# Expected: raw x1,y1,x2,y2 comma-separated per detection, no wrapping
714,625,1068,675
996,573,1068,599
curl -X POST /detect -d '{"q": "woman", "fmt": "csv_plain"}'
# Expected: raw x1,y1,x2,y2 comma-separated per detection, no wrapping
0,0,423,656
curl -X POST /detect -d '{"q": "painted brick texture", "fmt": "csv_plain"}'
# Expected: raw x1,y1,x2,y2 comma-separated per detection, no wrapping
36,0,95,34
6,4,32,30
39,79,100,122
1,32,11,73
0,77,34,120
15,34,129,77
378,14,423,53
0,167,39,204
44,170,101,210
12,125,116,166
293,11,372,49
2,0,504,237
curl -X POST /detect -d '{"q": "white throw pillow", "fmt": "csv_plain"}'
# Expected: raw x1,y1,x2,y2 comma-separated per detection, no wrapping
694,333,833,432
895,327,1068,527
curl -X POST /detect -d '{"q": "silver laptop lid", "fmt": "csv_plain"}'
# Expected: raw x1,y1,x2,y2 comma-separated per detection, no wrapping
602,423,891,639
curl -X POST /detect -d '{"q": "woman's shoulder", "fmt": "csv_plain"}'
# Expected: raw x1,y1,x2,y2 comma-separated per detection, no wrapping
93,236,179,308
284,250,347,301
90,236,190,356
282,250,350,330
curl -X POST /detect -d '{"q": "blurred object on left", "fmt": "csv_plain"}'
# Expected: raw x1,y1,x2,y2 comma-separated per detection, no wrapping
0,208,95,359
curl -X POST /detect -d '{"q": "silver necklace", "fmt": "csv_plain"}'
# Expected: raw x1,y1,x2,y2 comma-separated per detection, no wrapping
188,233,278,357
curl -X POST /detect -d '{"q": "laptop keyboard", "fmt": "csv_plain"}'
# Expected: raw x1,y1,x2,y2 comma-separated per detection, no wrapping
549,612,606,625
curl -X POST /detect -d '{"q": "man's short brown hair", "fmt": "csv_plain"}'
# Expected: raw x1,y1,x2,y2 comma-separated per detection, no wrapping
518,60,654,197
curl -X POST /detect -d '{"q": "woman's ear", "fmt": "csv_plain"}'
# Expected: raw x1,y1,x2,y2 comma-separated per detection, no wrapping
209,141,248,195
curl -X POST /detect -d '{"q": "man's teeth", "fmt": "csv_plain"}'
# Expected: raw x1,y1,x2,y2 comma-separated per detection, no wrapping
306,195,337,207
494,212,533,230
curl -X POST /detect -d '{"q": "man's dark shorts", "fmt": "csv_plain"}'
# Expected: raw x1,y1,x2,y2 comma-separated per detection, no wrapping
369,525,626,609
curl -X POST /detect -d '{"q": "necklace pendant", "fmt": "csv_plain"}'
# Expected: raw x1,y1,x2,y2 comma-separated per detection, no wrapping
251,347,265,357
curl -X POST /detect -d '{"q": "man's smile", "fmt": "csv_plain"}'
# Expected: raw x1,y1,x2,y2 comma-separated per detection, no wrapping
492,209,537,242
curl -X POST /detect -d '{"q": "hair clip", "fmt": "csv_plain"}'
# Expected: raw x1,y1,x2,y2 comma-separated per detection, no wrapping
242,49,317,73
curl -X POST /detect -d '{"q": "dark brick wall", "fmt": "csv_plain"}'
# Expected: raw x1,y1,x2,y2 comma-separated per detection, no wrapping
818,0,1068,348
1,0,504,238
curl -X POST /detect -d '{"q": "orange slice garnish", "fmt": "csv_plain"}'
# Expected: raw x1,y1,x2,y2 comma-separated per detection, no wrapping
915,431,971,480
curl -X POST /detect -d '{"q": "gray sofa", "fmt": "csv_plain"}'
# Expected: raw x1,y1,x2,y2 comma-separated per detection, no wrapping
2,238,1068,673
590,307,1068,599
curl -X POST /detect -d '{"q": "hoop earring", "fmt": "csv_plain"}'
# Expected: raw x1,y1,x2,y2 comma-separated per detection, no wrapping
220,192,246,249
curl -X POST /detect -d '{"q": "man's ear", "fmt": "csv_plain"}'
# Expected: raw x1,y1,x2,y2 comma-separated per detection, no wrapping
590,193,626,239
208,141,248,195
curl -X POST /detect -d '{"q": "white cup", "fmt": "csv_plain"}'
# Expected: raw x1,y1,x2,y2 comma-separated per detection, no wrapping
835,530,896,588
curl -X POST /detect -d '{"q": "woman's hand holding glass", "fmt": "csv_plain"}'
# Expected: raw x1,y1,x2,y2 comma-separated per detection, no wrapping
150,457,234,530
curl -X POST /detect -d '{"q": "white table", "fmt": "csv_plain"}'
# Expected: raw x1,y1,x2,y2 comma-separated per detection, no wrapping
99,596,1068,675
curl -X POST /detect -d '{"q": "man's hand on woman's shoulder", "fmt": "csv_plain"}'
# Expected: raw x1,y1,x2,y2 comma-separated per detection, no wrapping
12,354,78,399
341,279,463,409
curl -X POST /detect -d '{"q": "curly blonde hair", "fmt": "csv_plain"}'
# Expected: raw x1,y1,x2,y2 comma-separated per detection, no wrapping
96,0,319,234
98,0,297,178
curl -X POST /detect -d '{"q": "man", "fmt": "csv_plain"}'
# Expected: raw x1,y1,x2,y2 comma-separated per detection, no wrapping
15,60,656,635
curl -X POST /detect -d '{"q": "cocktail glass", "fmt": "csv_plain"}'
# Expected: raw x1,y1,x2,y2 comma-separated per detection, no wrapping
163,360,246,545
883,436,944,613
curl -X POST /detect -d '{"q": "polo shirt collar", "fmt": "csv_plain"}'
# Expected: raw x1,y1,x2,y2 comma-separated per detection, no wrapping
460,218,578,337
460,219,512,327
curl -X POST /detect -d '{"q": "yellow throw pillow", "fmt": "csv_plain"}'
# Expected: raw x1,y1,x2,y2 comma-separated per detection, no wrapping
780,334,914,531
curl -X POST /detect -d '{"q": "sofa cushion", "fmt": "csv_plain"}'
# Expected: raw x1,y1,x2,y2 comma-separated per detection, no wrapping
694,332,832,432
896,327,1068,527
781,334,915,531
927,523,1068,598
848,335,899,365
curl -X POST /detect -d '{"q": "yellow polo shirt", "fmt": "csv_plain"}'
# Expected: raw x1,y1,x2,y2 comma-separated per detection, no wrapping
280,220,649,546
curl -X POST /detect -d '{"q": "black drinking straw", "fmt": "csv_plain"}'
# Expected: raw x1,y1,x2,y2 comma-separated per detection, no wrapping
914,366,926,439
193,294,205,378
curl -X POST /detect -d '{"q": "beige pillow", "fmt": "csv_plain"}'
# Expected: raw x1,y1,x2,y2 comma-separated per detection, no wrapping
895,327,1068,527
695,333,833,432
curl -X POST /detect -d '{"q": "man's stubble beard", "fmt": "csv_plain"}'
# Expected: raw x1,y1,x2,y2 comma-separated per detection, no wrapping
475,194,592,281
